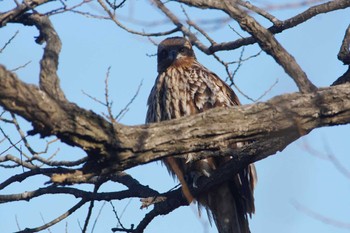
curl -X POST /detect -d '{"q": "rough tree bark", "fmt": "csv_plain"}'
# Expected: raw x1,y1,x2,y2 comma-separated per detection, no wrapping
1,62,350,174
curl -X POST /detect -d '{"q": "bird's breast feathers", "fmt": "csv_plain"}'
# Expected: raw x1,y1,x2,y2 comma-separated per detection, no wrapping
147,63,239,123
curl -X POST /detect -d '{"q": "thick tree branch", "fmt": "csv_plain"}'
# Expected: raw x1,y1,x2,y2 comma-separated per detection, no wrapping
0,64,117,155
115,83,350,170
1,64,350,174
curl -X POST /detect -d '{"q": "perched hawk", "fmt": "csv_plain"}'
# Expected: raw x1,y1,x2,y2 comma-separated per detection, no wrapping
146,37,257,233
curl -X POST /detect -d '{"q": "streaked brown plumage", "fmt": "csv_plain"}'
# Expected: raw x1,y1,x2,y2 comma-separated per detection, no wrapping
146,37,257,233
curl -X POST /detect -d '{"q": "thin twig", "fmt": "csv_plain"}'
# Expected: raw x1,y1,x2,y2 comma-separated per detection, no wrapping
226,50,262,65
97,0,179,36
106,0,127,10
230,46,246,82
11,61,32,72
0,167,73,190
115,80,143,121
0,30,19,53
152,0,208,52
302,139,350,179
15,199,88,233
104,66,115,124
10,113,37,155
40,212,53,233
238,0,282,26
15,215,21,231
187,19,216,45
120,198,132,218
82,185,100,233
110,201,134,233
91,201,107,233
207,0,350,54
291,200,350,229
45,0,93,16
29,155,88,167
263,0,327,11
211,49,256,102
0,126,31,160
254,78,279,102
222,0,317,93
82,90,107,106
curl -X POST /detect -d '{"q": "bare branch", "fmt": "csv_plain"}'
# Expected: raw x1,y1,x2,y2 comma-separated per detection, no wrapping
238,0,282,26
0,167,73,190
132,188,186,233
44,0,94,16
302,140,350,180
82,185,100,233
104,66,116,124
173,0,350,54
0,184,155,203
225,1,317,92
106,0,127,10
291,200,350,230
115,79,143,121
82,90,107,106
0,153,37,170
10,61,32,72
1,62,350,173
0,0,51,26
0,30,19,53
91,201,107,233
152,0,209,53
97,0,180,36
110,201,134,233
10,113,37,156
156,0,317,92
34,155,88,167
39,213,53,233
262,0,327,11
15,199,88,233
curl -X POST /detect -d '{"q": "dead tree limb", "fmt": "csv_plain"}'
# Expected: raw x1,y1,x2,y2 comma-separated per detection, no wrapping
1,62,350,174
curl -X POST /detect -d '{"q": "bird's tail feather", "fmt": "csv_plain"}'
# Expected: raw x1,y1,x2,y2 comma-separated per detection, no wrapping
202,183,250,233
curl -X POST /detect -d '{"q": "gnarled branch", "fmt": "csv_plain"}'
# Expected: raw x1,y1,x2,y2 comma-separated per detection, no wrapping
1,63,350,172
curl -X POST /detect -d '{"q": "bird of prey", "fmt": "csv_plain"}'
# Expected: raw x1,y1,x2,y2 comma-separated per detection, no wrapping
146,37,257,233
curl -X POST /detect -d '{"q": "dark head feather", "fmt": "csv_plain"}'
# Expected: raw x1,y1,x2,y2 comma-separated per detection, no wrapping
157,37,196,73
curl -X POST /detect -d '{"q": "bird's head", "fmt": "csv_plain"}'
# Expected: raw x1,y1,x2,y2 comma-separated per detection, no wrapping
157,37,196,73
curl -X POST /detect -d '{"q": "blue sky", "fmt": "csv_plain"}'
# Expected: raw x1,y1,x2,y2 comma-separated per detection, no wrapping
1,1,350,233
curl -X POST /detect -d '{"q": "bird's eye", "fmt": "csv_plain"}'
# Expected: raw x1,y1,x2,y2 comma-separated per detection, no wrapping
179,47,186,53
159,49,168,58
